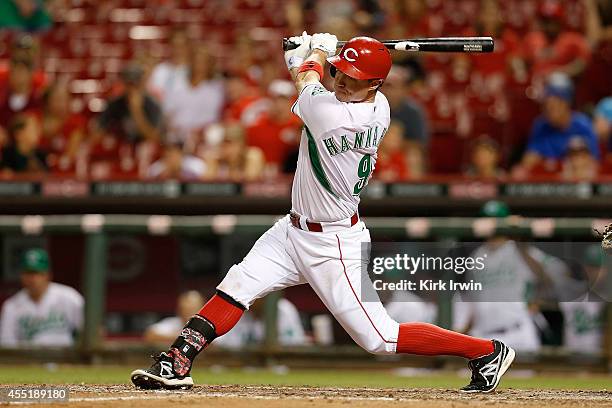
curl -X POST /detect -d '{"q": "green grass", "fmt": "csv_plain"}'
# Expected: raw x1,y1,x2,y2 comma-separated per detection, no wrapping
0,365,610,390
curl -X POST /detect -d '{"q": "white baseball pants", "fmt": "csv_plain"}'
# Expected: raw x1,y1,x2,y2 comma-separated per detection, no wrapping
217,215,400,354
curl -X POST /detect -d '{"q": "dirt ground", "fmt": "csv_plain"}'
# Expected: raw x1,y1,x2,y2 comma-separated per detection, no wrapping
2,385,612,408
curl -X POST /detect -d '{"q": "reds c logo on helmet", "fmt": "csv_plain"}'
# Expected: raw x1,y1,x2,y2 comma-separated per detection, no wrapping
343,48,359,62
327,37,392,80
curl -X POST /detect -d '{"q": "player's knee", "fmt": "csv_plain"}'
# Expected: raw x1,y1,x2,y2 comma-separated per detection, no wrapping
216,264,252,309
358,337,394,355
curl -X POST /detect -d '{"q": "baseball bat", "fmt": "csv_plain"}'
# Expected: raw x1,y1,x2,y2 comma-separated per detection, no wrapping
282,36,494,53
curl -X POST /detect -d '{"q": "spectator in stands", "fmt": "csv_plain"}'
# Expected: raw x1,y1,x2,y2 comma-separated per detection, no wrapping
246,80,301,176
578,0,612,110
223,75,263,125
205,123,264,181
385,0,442,39
96,61,162,144
0,0,52,32
0,56,42,135
465,136,505,179
41,81,87,170
464,0,522,78
144,290,204,344
0,35,46,89
561,137,599,181
375,120,411,181
147,142,206,180
0,112,47,175
383,66,429,148
523,0,591,79
515,72,599,176
163,45,224,145
0,248,84,348
148,28,190,101
593,97,612,151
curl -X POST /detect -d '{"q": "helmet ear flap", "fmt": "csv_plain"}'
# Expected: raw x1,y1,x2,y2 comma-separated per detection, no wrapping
329,65,337,78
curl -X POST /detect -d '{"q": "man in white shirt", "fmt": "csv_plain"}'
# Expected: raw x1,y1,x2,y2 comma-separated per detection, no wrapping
148,29,190,100
162,45,224,144
0,248,84,348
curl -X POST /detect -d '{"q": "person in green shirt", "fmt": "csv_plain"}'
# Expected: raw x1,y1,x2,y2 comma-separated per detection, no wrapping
0,0,52,32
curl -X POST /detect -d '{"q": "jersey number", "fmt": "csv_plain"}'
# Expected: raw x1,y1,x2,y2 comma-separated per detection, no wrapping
353,154,372,196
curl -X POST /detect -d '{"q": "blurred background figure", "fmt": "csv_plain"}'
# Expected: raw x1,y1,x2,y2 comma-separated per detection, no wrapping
515,72,598,177
453,201,543,353
40,81,87,173
375,120,411,181
96,61,162,145
593,97,612,157
464,136,504,179
163,45,224,145
0,248,83,348
148,28,191,101
147,142,206,180
561,137,599,181
223,75,263,125
0,0,52,32
246,80,301,176
559,244,606,356
0,56,42,136
0,112,47,175
214,296,308,349
205,123,264,181
383,66,429,149
464,0,522,79
144,290,205,345
577,0,612,111
524,0,590,79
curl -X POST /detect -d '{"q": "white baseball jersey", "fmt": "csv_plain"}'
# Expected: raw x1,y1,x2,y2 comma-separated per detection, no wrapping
0,283,84,347
291,82,390,222
216,84,400,355
560,301,604,353
453,241,540,352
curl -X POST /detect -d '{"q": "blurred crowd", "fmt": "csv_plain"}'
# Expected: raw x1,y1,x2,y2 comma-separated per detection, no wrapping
0,0,611,182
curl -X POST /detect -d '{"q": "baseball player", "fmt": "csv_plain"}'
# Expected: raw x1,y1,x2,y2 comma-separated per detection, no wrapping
131,32,515,393
0,248,84,347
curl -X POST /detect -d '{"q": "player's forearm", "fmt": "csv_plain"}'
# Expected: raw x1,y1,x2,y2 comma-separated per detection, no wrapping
291,49,328,93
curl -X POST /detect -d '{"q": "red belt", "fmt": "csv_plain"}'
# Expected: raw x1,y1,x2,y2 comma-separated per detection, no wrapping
290,212,359,233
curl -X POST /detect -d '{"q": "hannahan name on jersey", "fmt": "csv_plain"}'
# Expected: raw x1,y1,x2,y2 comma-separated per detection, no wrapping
322,126,387,157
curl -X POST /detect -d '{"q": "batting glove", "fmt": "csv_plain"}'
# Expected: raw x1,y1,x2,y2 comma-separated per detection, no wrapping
284,31,311,70
311,33,338,57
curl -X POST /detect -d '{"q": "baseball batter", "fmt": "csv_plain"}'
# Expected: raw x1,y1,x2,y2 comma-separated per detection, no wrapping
131,32,515,393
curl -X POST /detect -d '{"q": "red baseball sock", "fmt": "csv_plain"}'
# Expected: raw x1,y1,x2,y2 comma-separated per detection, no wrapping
197,292,244,335
396,322,494,360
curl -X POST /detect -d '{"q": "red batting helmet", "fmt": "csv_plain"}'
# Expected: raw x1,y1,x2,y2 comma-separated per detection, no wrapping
327,37,392,80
